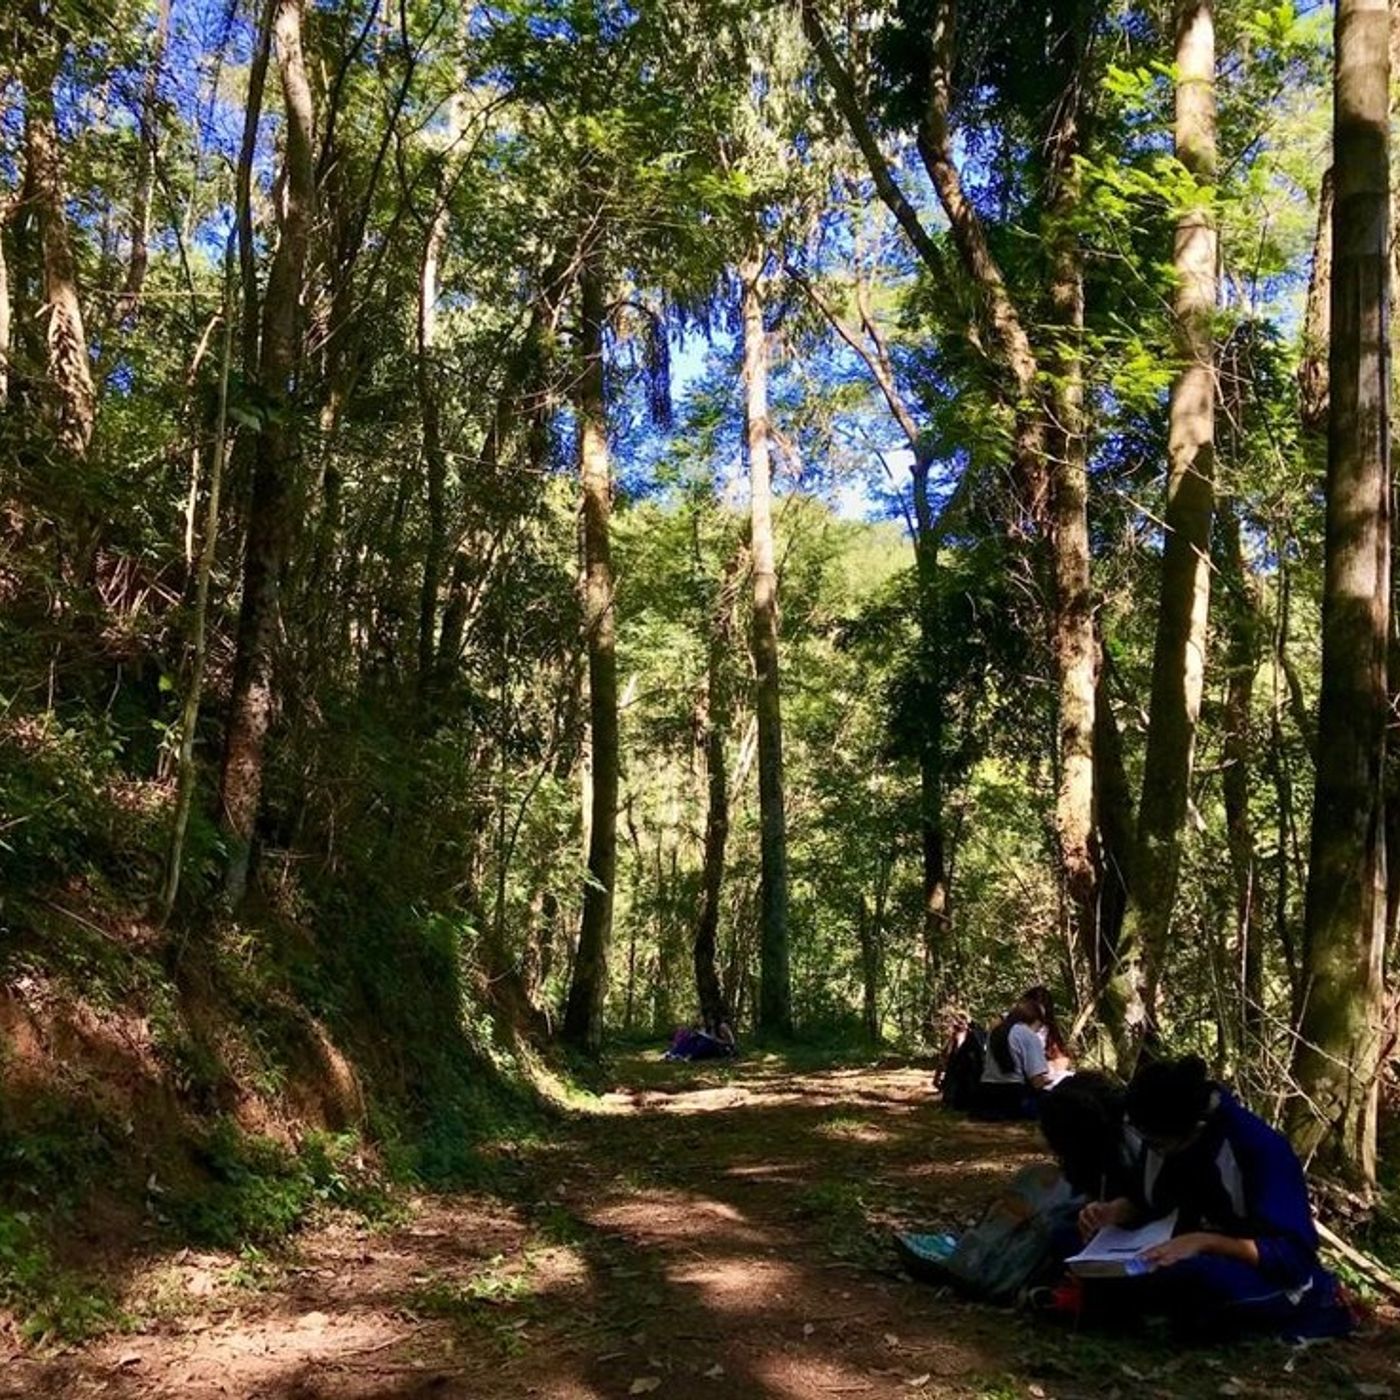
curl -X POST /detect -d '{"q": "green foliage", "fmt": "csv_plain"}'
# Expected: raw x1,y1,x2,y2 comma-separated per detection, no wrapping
0,712,168,895
0,1211,125,1346
165,1124,392,1248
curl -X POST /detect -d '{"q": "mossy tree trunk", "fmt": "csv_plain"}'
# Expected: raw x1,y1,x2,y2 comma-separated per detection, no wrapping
741,253,793,1039
562,260,618,1053
1107,0,1217,1052
1288,0,1392,1185
220,0,317,903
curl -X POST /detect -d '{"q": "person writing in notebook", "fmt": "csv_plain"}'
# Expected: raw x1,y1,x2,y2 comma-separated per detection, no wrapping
1074,1055,1352,1340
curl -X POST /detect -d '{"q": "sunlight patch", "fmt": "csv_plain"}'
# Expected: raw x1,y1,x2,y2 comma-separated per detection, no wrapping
663,1257,803,1309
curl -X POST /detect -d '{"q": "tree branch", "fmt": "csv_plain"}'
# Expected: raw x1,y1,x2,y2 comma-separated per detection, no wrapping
785,262,922,454
797,0,948,281
917,0,1038,400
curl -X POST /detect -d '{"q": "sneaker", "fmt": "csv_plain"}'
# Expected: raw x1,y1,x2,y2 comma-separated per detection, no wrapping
1028,1275,1084,1323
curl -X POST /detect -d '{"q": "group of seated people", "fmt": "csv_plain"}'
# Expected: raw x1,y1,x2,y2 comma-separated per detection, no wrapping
937,984,1071,1119
932,986,1355,1342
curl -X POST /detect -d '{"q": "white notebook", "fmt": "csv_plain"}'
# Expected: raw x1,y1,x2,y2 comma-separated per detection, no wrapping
1065,1211,1178,1278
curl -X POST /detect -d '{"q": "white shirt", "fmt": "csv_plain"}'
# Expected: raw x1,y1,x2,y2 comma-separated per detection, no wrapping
981,1021,1050,1086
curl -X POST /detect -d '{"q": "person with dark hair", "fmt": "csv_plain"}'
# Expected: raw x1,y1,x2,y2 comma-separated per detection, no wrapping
1038,1072,1137,1200
972,986,1070,1119
1072,1054,1352,1340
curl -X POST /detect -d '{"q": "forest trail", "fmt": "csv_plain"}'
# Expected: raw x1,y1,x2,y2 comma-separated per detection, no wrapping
5,1057,1398,1400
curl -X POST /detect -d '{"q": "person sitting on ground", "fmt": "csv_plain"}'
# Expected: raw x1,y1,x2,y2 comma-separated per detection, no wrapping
938,1008,989,1110
1068,1054,1352,1340
664,1017,737,1062
897,1073,1132,1302
972,986,1070,1120
1038,1071,1140,1203
932,1007,971,1091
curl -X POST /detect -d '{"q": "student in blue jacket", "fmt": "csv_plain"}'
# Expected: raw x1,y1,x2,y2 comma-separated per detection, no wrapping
1079,1054,1352,1340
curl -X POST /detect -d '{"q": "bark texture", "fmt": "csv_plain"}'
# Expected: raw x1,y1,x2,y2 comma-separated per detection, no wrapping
219,0,317,902
693,545,745,1032
1288,0,1392,1184
562,262,619,1053
742,255,792,1038
1300,169,1335,433
24,44,95,459
1108,0,1217,1047
1042,15,1099,992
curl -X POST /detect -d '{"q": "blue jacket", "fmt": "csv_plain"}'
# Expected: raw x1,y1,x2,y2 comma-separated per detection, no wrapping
1135,1088,1321,1290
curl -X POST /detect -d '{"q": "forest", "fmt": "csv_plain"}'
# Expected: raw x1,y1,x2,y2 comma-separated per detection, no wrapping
2,0,1400,1393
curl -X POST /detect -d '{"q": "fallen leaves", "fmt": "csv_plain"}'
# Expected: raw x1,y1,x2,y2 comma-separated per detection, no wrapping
628,1378,661,1395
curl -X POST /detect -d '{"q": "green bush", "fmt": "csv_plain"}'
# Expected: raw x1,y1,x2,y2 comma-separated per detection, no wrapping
0,1209,123,1345
0,713,165,894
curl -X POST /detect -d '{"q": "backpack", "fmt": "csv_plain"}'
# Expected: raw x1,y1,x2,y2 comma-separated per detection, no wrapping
895,1163,1078,1304
941,1023,988,1110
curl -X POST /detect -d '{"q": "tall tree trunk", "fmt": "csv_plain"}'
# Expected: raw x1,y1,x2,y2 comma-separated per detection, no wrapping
741,253,792,1038
24,43,95,462
163,241,235,916
1108,0,1218,1049
562,261,618,1053
1023,0,1102,1024
911,458,951,991
219,0,317,902
1044,125,1099,1012
416,202,450,695
1300,169,1335,433
1219,502,1266,1058
1093,655,1135,982
693,543,744,1032
1289,0,1391,1184
237,0,276,382
115,0,172,323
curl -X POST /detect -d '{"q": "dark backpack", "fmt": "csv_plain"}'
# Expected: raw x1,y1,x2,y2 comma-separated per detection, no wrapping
941,1024,988,1111
895,1163,1078,1303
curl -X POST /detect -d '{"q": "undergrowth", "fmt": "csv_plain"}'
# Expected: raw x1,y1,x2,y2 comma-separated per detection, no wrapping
0,878,553,1346
0,1210,126,1346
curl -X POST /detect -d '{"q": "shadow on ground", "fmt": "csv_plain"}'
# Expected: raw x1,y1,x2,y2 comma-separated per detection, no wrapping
4,1054,1396,1399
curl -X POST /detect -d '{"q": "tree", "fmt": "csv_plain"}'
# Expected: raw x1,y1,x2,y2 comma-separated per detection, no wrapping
741,253,794,1037
785,243,958,992
219,0,318,901
22,18,95,465
562,258,619,1053
1108,0,1218,1046
114,0,172,323
1288,0,1391,1184
802,0,1105,980
693,539,746,1032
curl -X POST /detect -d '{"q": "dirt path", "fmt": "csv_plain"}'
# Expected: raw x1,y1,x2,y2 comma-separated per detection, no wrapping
5,1057,1398,1399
